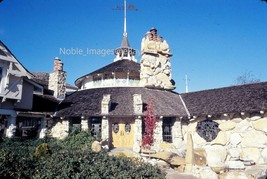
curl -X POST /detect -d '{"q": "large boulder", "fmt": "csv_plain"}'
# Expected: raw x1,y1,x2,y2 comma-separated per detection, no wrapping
211,131,228,146
219,121,236,131
193,132,206,146
245,164,267,179
234,119,251,132
219,171,249,179
241,130,267,148
150,151,185,166
91,141,101,153
170,156,186,166
228,147,240,159
230,133,242,146
252,118,267,133
240,147,263,163
194,148,207,166
205,145,227,167
192,166,218,179
199,167,218,179
226,161,245,170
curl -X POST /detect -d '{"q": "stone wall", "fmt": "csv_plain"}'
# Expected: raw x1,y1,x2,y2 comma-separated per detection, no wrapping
101,116,109,148
49,119,69,139
133,116,142,153
152,117,163,151
181,112,267,169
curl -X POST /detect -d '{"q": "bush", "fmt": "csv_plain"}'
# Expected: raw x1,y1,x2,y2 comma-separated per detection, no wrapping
0,138,41,179
0,132,165,179
34,150,165,179
56,127,94,151
34,143,50,159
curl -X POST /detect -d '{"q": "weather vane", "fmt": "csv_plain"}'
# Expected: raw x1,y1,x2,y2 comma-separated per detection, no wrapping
112,0,138,37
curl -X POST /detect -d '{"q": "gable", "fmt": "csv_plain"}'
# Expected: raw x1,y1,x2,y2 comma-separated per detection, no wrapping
0,41,40,103
0,41,31,78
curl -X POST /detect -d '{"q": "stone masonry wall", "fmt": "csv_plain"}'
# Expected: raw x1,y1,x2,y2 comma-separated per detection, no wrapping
49,119,69,139
182,112,267,169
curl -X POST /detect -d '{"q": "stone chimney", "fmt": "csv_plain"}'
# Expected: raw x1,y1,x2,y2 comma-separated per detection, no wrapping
133,94,142,114
101,94,111,114
140,28,175,90
48,57,66,100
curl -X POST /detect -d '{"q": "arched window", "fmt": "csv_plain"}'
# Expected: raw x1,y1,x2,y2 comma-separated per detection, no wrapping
113,122,119,133
125,123,131,133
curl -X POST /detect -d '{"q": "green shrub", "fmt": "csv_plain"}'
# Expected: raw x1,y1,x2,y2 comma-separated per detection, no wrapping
56,127,94,151
34,150,165,179
0,138,40,179
0,132,165,179
34,143,50,159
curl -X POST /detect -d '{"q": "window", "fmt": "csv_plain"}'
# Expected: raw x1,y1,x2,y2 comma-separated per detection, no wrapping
90,117,102,140
16,117,41,138
125,123,131,133
196,119,219,142
71,117,81,131
162,117,174,143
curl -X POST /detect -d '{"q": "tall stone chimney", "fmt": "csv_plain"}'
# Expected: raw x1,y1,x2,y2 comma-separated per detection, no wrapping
140,28,175,90
48,57,66,100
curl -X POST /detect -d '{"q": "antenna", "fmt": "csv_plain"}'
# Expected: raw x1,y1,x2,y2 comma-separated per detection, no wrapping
123,0,127,37
185,75,190,93
112,0,138,37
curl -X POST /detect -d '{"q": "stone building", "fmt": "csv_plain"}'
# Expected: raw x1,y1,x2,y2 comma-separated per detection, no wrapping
55,29,188,149
1,23,266,174
54,28,267,171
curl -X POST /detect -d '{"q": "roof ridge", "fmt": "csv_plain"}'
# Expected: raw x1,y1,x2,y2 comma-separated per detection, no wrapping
182,81,267,95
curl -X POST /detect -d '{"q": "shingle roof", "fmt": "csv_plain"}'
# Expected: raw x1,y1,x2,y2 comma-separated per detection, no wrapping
56,87,188,117
182,82,267,116
31,72,78,90
75,60,140,87
31,72,50,87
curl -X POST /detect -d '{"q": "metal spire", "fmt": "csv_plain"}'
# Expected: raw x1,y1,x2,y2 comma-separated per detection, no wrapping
123,0,127,37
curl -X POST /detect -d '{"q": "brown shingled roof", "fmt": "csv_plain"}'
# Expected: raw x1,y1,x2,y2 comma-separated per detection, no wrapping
31,72,78,91
56,87,188,117
181,82,267,116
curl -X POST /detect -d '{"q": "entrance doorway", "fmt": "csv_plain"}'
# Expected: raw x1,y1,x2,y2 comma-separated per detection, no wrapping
110,118,134,148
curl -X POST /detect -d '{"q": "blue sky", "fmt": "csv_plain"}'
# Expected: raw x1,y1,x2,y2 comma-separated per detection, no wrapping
1,0,267,93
